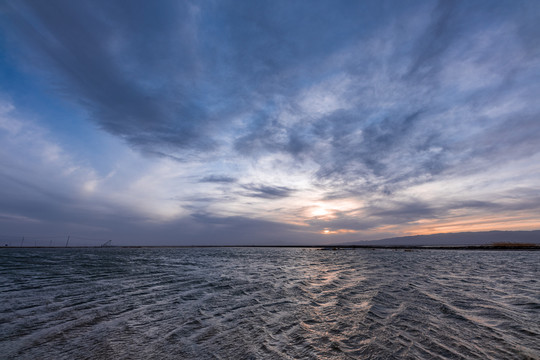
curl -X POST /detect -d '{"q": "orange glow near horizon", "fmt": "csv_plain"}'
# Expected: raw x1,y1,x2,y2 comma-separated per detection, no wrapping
321,228,359,235
312,213,540,239
404,215,540,236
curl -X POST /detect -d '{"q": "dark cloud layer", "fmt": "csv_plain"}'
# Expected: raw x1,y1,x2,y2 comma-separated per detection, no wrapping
3,1,539,176
200,175,237,184
241,184,294,200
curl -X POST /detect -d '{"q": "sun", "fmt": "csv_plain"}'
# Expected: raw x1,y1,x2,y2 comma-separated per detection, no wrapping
311,207,331,217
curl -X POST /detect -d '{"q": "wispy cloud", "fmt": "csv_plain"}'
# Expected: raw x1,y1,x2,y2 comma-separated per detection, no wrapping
199,175,237,184
241,184,295,200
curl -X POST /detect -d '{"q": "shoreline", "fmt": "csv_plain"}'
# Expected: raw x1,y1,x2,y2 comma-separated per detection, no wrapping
3,245,539,250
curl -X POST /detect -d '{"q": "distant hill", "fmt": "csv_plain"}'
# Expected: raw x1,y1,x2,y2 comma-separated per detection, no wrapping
343,230,540,246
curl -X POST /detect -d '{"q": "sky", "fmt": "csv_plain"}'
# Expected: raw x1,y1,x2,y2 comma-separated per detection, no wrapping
0,0,539,246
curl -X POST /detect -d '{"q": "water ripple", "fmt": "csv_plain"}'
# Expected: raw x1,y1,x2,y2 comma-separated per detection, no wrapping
0,248,538,359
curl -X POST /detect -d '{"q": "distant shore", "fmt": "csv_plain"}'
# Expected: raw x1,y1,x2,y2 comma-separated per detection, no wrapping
3,244,539,250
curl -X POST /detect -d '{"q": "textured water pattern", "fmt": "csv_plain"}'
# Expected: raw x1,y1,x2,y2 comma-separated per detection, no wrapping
1,248,539,359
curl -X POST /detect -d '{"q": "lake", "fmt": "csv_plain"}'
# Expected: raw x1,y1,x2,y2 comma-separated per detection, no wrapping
1,248,538,359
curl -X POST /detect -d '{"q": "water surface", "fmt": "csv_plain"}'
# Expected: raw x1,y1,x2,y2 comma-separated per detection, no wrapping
1,248,538,359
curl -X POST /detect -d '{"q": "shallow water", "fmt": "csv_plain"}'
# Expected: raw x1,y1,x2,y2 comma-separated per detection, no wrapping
1,248,538,359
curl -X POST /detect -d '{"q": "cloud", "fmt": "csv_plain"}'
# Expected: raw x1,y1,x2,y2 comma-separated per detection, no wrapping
241,184,295,199
0,98,113,229
406,0,457,78
199,175,237,183
185,212,315,245
3,0,215,155
4,0,538,177
0,96,190,231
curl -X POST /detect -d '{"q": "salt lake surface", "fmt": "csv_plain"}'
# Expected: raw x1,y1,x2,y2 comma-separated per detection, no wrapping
0,248,538,359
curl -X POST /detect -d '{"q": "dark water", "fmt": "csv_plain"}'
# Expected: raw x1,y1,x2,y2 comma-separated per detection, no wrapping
0,248,538,359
